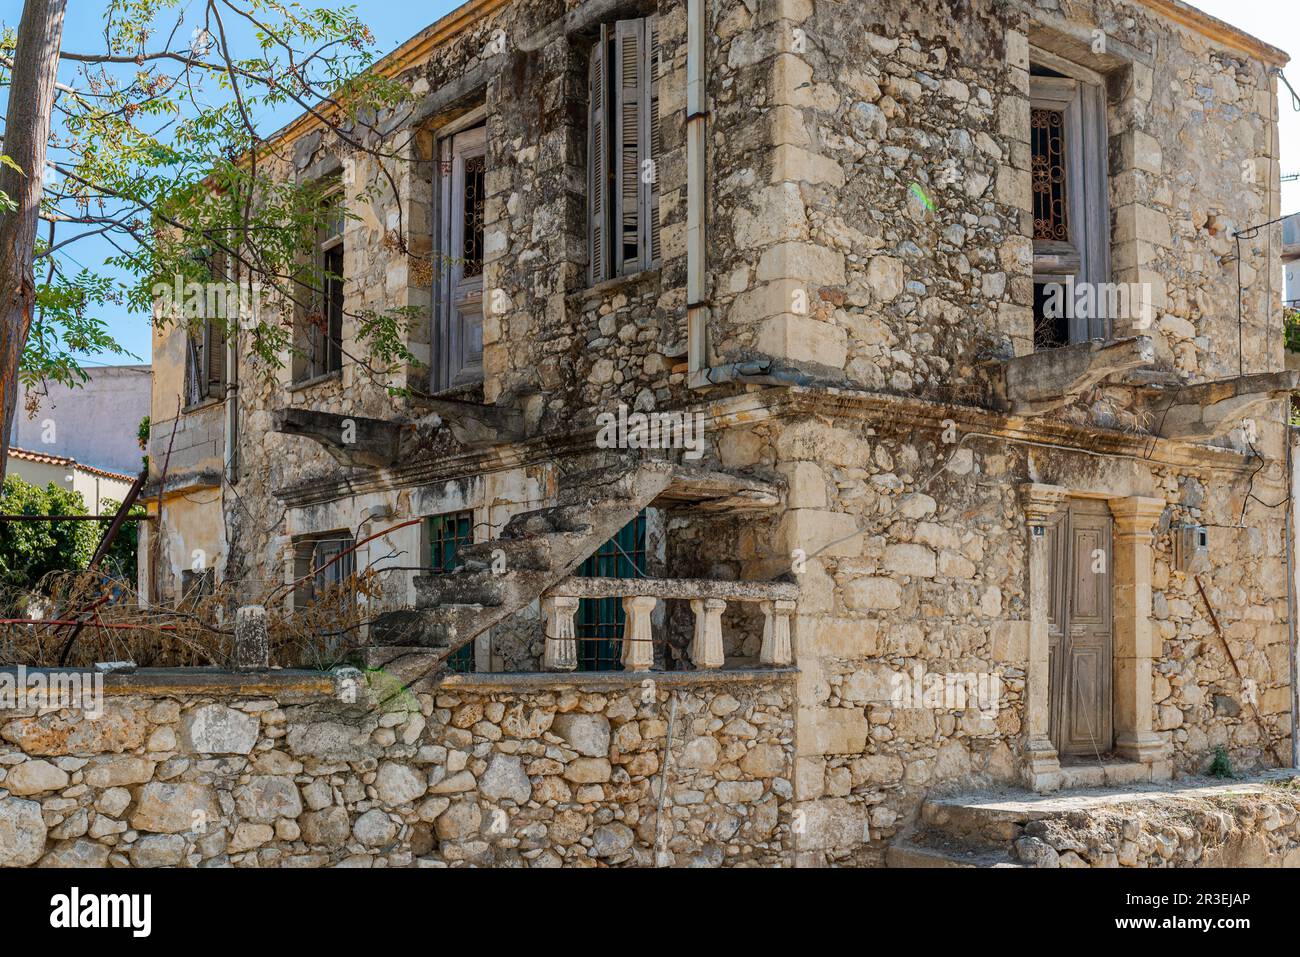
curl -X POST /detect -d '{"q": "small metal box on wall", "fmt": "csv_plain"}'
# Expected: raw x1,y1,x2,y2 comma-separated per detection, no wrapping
1172,524,1209,573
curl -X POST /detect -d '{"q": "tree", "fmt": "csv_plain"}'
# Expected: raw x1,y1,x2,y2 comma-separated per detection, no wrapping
0,473,99,598
0,0,421,485
0,0,66,486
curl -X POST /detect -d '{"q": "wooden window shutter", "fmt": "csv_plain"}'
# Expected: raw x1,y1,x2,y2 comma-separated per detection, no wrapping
588,27,611,285
205,318,226,399
614,19,645,275
645,15,661,268
185,331,204,407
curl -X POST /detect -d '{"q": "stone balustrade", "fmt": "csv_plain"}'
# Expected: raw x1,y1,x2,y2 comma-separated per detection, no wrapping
541,577,797,673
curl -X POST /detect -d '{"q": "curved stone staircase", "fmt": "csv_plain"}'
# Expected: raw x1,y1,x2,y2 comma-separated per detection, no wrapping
363,460,684,688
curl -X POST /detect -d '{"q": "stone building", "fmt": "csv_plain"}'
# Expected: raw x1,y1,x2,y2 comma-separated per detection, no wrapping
137,0,1299,866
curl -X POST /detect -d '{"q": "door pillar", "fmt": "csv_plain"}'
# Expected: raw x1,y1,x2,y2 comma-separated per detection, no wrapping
1020,483,1067,791
1106,495,1169,777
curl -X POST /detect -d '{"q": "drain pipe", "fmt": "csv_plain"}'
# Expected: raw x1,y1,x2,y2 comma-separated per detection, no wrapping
702,358,818,388
223,324,239,484
651,690,679,867
1288,427,1298,768
686,0,708,382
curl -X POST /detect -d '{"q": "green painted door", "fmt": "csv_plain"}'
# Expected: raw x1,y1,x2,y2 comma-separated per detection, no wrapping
575,511,647,671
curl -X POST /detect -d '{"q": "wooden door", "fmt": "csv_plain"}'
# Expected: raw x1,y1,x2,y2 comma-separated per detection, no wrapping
434,124,486,391
1047,499,1114,757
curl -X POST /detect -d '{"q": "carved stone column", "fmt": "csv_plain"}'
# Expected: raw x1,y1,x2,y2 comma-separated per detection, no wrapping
1019,482,1067,791
1107,495,1168,774
621,596,657,671
689,597,726,669
542,596,579,672
760,599,795,666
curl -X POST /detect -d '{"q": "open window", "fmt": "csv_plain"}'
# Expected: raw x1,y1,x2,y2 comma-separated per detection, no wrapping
293,533,356,610
588,16,661,285
295,181,345,382
1030,59,1110,349
184,242,228,408
433,118,486,392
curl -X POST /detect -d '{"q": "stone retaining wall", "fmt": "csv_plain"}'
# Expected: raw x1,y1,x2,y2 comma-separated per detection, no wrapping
0,667,795,868
1009,781,1300,868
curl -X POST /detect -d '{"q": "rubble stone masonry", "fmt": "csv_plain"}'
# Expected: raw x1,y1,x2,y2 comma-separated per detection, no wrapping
134,0,1296,867
0,670,794,867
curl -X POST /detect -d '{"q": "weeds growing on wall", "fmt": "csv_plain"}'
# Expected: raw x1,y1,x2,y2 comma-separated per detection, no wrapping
1209,746,1236,779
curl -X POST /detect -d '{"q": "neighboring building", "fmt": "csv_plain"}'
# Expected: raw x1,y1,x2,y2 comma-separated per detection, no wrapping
9,364,151,476
143,0,1296,866
5,447,135,513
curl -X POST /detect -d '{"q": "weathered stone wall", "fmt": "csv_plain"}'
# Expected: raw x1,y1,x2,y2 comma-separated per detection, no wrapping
0,669,794,867
695,395,1293,866
725,0,1284,409
128,0,1294,873
1016,798,1300,868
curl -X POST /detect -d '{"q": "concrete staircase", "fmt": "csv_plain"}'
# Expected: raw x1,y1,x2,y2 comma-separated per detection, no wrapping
363,459,683,686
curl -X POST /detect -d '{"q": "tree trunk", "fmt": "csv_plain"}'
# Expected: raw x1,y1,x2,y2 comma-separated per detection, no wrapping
0,0,67,486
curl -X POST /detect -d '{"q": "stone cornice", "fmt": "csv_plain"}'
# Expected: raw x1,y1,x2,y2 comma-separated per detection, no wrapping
1134,0,1289,67
247,0,1287,170
248,0,512,158
761,386,1261,474
273,385,1261,509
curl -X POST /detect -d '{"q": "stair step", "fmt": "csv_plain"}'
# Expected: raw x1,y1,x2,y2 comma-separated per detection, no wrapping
366,459,682,676
886,841,1023,868
413,572,504,609
370,609,447,647
456,538,553,571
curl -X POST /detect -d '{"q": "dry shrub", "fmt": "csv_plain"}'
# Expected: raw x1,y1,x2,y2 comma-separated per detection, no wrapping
0,567,390,670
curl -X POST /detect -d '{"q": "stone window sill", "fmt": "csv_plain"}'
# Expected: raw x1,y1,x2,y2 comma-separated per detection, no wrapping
288,370,342,393
182,397,223,415
579,266,661,301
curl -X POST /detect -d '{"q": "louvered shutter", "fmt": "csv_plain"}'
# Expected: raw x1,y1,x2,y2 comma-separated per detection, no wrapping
205,318,226,399
186,331,204,406
588,27,611,285
614,19,645,275
645,15,661,267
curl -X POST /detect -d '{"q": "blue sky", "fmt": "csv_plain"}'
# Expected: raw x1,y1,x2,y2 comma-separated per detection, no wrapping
1,0,1297,366
0,0,461,366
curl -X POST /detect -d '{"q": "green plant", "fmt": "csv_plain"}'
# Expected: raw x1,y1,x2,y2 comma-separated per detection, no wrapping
1209,746,1235,779
137,415,151,471
0,475,100,605
1285,307,1300,354
98,496,146,585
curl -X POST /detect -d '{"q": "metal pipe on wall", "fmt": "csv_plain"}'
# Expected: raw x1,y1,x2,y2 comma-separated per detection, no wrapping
224,320,239,485
1288,427,1299,768
686,0,708,380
